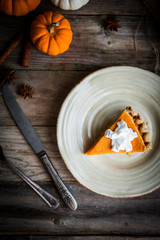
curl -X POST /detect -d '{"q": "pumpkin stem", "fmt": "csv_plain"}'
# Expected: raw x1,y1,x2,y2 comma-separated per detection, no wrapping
48,22,60,34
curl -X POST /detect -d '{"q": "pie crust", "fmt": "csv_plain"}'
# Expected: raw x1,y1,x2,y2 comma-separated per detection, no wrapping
86,106,152,155
125,106,152,150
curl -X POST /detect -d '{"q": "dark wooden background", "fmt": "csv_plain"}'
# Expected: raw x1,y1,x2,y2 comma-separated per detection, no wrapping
0,0,160,239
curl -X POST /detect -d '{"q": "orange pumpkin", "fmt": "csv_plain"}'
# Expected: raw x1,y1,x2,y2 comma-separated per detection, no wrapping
0,0,41,16
30,11,73,56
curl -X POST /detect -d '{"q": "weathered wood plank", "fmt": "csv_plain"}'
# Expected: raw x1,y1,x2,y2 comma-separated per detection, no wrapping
0,182,160,235
0,71,90,126
0,0,145,16
1,62,160,128
36,0,145,15
1,236,160,240
28,237,160,240
0,126,74,182
0,15,159,71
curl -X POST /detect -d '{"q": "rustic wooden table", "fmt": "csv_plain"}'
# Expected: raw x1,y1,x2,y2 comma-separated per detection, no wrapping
0,0,160,239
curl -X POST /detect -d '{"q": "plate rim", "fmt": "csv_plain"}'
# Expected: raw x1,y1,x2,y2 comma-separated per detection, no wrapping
56,66,160,198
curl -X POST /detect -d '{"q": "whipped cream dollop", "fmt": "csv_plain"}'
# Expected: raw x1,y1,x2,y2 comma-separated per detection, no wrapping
104,120,138,152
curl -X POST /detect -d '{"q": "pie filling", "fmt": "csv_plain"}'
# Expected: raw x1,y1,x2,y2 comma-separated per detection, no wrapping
86,106,152,155
105,119,138,152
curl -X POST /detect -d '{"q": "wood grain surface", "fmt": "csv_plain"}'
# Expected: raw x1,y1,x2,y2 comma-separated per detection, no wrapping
1,182,160,235
0,0,160,238
0,15,159,71
2,237,160,240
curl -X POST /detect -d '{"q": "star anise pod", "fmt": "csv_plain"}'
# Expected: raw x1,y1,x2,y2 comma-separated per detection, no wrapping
18,84,34,99
105,16,121,31
0,68,18,87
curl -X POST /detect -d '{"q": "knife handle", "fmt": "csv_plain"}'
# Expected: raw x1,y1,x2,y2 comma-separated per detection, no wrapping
38,151,77,211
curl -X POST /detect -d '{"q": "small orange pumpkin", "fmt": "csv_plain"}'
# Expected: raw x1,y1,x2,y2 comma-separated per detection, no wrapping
30,11,73,56
0,0,41,16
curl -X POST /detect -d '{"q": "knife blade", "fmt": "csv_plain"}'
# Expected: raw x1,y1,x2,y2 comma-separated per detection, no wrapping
1,84,77,210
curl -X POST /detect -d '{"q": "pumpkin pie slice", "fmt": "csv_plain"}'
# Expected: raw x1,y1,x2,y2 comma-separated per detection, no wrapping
86,107,152,155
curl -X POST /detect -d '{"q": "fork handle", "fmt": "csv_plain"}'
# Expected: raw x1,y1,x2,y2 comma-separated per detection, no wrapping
6,160,59,208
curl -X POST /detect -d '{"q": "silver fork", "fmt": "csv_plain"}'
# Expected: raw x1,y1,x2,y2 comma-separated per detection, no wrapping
0,146,60,208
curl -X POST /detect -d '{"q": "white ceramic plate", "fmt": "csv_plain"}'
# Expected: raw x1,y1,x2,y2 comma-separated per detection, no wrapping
57,66,160,197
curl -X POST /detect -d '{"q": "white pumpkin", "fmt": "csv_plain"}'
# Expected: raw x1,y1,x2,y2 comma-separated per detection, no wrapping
50,0,89,10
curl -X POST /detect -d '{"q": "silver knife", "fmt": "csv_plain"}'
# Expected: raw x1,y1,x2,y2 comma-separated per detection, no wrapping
1,84,77,210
